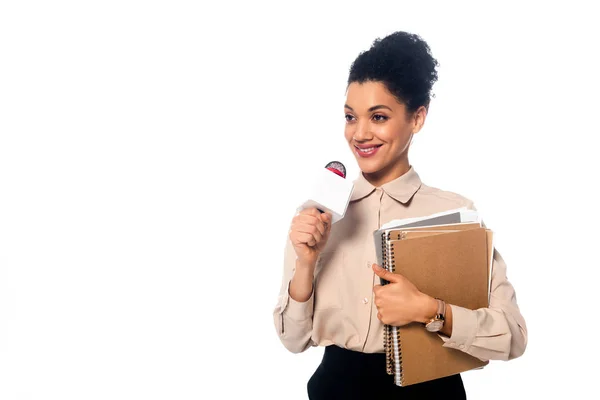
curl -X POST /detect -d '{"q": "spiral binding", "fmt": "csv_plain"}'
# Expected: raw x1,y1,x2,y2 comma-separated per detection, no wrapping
381,232,392,375
384,323,392,374
382,231,405,386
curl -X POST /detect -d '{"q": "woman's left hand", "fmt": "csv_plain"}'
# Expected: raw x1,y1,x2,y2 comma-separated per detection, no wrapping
372,263,436,327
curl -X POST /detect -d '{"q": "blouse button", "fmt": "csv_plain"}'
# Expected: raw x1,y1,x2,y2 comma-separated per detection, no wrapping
362,297,369,304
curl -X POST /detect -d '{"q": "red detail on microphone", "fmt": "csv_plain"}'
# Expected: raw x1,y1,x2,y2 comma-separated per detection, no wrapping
326,167,345,178
325,161,346,179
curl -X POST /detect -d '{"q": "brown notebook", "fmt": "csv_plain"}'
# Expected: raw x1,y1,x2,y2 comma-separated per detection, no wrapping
380,227,490,386
387,223,494,292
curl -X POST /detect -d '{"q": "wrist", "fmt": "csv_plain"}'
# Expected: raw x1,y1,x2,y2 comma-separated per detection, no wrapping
295,258,316,272
289,261,315,303
417,293,439,324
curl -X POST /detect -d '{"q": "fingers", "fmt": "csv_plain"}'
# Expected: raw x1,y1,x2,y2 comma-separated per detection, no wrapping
321,214,332,242
291,212,326,239
298,207,323,219
291,232,316,247
289,208,333,255
292,223,323,245
289,228,320,247
373,284,382,295
299,208,332,232
376,311,390,325
290,212,327,248
320,212,332,228
373,284,384,308
293,214,326,236
372,263,399,283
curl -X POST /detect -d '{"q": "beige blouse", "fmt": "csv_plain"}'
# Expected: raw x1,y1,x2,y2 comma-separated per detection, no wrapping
273,167,527,362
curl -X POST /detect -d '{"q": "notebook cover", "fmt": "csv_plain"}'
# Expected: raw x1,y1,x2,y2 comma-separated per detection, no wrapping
389,228,489,386
388,222,481,235
390,227,494,303
373,213,465,273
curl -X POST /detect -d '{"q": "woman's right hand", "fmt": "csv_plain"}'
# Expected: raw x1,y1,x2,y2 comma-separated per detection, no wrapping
289,208,332,269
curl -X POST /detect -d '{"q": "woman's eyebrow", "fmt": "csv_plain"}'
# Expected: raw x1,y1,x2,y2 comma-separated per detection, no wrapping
368,105,392,112
344,104,392,112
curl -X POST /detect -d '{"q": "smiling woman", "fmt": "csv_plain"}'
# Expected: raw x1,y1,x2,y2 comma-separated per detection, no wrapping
344,81,423,187
273,31,527,400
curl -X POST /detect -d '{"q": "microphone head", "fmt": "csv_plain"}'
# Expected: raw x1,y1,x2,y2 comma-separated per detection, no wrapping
325,161,346,179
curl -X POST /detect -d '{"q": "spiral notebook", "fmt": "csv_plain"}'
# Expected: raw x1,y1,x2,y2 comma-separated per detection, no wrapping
374,211,493,387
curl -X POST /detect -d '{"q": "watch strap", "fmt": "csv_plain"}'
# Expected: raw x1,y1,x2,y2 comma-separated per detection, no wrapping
436,298,446,320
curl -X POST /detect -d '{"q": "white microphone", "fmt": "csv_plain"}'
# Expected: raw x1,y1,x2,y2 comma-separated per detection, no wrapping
297,161,355,224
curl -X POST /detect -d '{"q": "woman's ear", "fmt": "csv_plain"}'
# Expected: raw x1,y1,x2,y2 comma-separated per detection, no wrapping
412,105,428,134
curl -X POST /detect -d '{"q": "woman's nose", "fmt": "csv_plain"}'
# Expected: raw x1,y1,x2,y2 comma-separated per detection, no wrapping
353,121,373,141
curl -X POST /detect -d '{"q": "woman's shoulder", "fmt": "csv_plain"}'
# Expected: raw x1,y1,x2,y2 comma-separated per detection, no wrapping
416,182,476,210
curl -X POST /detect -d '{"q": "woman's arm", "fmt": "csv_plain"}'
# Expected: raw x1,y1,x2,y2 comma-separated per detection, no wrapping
373,239,528,361
444,249,527,361
272,239,317,354
419,249,528,361
435,201,529,361
289,259,314,302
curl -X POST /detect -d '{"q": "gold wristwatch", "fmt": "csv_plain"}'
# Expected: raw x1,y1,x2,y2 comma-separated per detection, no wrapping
425,298,446,332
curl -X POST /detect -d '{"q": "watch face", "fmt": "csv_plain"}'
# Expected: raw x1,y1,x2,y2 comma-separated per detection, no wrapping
426,320,443,332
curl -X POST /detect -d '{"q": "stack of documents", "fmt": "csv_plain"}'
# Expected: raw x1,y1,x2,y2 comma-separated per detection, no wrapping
373,208,494,386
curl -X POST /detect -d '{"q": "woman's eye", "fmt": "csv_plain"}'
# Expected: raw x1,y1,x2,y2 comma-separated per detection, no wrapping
345,114,355,122
373,114,388,122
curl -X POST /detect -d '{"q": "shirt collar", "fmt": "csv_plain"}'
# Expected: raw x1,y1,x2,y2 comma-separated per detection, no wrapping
350,166,422,204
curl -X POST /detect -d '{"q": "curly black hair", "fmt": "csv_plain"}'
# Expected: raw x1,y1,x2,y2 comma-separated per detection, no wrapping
348,31,439,113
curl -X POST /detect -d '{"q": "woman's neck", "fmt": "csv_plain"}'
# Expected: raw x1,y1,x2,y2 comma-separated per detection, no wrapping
363,159,411,188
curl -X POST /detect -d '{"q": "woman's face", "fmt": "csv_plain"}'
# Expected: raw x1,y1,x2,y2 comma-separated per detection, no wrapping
344,80,425,186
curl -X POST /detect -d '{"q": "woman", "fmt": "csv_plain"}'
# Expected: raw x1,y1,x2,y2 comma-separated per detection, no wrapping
273,31,527,399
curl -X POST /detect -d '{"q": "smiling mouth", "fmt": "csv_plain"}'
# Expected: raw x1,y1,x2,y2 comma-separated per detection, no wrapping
356,145,382,153
354,144,383,157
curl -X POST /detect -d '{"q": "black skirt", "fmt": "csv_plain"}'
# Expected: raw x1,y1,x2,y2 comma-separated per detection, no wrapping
307,345,466,400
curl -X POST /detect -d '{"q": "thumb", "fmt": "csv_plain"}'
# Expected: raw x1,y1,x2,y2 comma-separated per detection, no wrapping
320,212,332,231
372,263,400,283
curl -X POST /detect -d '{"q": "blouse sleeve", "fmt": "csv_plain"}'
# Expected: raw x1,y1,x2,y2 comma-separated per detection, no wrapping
440,248,528,361
272,238,316,354
439,201,528,361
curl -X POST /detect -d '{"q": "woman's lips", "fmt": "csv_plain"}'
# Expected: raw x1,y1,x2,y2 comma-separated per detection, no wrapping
354,144,382,158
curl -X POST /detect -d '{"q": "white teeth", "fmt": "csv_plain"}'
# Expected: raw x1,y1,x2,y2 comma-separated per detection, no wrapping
358,147,376,152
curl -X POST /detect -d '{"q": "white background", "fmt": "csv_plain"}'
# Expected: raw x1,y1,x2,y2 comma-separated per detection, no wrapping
1,1,599,399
